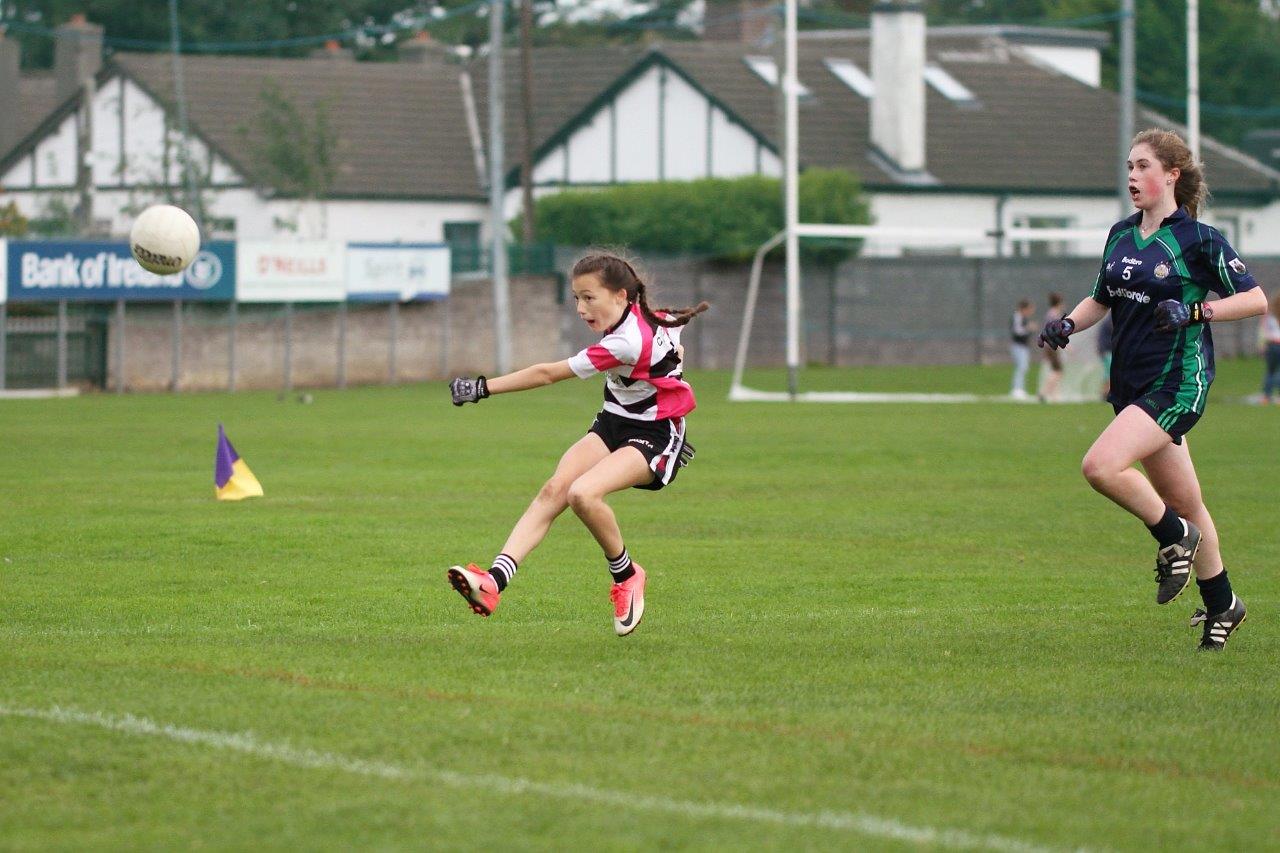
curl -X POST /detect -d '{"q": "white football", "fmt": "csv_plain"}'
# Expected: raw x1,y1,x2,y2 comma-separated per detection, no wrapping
130,204,200,275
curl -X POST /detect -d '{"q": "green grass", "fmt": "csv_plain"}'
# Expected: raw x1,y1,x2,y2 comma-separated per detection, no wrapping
2,359,1278,851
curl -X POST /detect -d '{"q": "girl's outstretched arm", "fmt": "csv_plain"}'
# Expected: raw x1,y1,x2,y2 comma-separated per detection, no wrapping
450,361,576,405
487,360,576,394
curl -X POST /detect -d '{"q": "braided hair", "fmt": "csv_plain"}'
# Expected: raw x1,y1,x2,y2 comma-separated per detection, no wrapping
571,251,710,329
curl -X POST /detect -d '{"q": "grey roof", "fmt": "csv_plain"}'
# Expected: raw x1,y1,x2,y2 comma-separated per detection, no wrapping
111,51,485,200
16,73,61,144
5,29,1277,202
649,35,1280,196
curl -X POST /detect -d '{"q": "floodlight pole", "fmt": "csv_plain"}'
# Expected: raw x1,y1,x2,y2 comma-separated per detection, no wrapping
783,0,800,399
1187,0,1200,160
488,0,513,375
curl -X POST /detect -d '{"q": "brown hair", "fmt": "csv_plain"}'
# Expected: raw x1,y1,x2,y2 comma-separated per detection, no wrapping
1131,128,1209,219
571,251,710,328
1271,289,1280,321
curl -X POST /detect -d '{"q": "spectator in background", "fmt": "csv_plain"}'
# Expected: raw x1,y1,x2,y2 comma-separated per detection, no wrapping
1039,292,1066,402
1263,290,1280,404
1096,312,1114,401
1010,298,1035,399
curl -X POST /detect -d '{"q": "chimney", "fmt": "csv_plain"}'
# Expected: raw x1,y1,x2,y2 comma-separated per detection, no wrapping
310,39,354,61
703,0,774,46
870,1,926,173
54,14,104,104
0,31,20,156
399,30,450,64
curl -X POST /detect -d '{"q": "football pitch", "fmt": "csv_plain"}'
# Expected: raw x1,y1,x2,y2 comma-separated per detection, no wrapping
2,361,1277,851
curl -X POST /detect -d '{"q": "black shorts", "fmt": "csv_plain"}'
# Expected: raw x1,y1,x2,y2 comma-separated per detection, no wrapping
1112,390,1202,445
588,410,693,491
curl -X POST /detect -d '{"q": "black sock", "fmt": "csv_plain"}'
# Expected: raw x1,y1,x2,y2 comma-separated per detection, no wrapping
489,553,517,592
1196,569,1233,615
607,547,635,584
1147,506,1186,547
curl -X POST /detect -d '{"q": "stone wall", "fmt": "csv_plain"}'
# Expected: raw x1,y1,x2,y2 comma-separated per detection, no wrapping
107,274,564,392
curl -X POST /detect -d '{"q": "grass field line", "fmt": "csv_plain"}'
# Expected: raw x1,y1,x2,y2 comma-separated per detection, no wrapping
0,703,1081,853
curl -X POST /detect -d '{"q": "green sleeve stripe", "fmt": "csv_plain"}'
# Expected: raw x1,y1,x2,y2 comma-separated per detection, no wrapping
1216,251,1237,295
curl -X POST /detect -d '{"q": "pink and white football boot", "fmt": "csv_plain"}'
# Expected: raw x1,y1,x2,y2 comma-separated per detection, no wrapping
447,563,500,617
610,564,646,636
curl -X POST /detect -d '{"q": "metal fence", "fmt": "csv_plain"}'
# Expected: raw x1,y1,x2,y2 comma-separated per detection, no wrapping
3,252,1273,391
0,306,108,389
558,253,1279,370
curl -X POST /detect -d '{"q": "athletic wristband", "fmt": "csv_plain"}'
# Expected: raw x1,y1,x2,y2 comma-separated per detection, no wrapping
1188,302,1213,324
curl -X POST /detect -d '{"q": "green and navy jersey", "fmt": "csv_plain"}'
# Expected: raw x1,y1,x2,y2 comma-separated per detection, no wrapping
1088,207,1257,411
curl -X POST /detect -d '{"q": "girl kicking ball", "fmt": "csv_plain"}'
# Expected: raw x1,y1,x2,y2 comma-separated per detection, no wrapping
446,252,707,636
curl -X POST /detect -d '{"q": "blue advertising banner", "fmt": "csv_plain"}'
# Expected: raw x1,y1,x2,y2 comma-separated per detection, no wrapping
6,240,236,302
346,242,451,303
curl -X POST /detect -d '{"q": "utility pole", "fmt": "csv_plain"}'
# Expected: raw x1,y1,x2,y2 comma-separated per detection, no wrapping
169,0,202,231
519,0,536,246
1118,0,1135,217
489,0,513,374
1187,0,1200,160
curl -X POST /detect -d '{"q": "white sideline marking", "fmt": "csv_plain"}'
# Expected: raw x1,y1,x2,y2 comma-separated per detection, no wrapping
1,704,1072,853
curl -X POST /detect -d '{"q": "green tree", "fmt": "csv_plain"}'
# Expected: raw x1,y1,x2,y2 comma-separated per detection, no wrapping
238,79,338,201
2,0,426,68
0,199,29,236
526,170,871,263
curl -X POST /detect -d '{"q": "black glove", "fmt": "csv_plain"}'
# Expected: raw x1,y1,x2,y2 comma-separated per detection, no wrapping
678,440,696,467
1037,317,1075,350
450,376,489,406
1154,299,1209,332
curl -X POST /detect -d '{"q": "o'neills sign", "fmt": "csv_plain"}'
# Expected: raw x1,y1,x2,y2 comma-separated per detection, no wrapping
237,241,346,303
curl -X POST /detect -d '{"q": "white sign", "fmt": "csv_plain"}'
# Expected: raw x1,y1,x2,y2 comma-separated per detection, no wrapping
346,243,451,302
236,241,346,303
0,240,6,305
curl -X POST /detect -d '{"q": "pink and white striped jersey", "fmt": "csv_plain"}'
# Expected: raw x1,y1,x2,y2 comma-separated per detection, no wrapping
567,302,696,421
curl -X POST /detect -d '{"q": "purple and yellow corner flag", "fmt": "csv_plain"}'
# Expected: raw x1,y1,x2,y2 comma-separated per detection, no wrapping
215,423,263,501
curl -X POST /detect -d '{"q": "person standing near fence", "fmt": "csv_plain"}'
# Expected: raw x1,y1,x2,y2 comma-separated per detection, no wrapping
1038,292,1065,402
445,251,707,636
1262,290,1280,404
1038,128,1268,651
1009,298,1035,399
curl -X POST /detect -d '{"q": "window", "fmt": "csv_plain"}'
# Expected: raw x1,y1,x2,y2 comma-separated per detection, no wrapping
923,65,977,105
445,221,483,274
824,58,874,98
743,56,812,98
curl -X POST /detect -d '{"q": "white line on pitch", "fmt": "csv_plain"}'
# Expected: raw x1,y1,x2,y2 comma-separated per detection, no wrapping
1,704,1078,853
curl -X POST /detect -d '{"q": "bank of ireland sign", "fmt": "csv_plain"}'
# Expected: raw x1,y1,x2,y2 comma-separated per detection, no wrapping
6,240,236,302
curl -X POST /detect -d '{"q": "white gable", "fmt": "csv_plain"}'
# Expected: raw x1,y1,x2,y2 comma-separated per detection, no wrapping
529,60,778,189
1,71,245,192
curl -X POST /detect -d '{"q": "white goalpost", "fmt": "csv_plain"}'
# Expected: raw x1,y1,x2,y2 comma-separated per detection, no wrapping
733,0,1111,404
